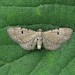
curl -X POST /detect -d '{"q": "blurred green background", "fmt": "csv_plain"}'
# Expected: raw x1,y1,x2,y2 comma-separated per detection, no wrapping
0,0,75,75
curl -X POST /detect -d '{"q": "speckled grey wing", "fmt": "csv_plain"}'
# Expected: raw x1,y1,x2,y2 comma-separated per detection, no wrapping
7,27,38,50
43,28,73,50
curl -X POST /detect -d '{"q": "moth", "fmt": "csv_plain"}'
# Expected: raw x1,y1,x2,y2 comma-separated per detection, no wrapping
7,27,73,50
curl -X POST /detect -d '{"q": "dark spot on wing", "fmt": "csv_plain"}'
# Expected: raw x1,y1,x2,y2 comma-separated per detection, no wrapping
21,31,23,34
57,31,59,35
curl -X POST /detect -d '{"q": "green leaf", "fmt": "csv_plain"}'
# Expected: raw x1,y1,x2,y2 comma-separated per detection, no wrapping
0,0,75,75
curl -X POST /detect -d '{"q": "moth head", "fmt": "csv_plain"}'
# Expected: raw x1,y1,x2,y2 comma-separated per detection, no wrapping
38,29,42,32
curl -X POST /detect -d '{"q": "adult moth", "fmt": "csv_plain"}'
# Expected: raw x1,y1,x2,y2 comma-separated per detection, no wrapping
7,27,73,50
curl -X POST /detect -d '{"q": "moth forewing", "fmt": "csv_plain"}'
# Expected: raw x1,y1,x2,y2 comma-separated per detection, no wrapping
42,28,73,50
